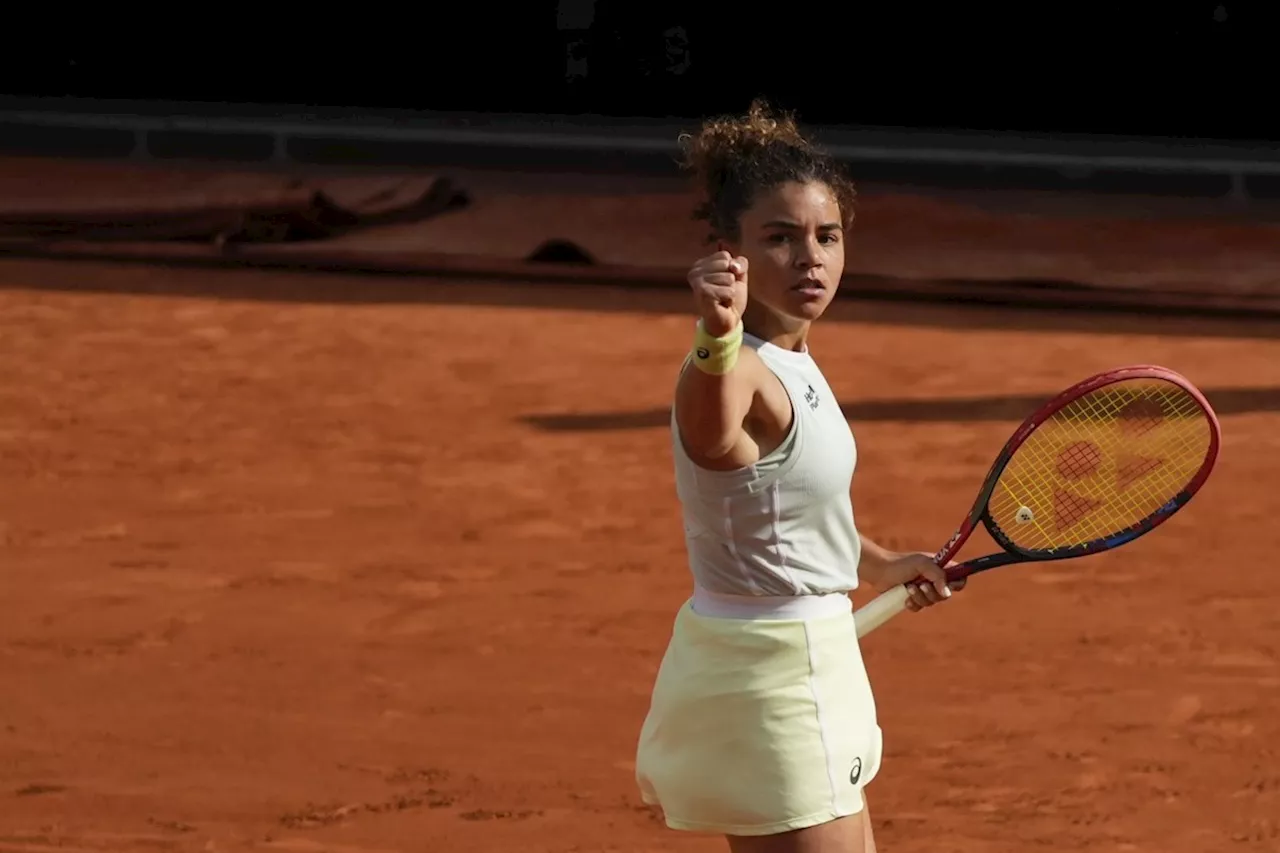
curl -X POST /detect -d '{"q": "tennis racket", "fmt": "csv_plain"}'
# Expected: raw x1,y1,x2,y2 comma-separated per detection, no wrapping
853,364,1221,639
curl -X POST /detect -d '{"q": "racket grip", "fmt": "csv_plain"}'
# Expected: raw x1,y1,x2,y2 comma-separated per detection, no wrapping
853,584,912,639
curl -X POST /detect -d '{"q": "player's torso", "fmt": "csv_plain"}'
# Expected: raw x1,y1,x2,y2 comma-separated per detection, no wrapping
672,337,863,596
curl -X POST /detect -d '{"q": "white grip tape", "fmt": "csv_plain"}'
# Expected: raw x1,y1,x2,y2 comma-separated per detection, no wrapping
853,584,912,639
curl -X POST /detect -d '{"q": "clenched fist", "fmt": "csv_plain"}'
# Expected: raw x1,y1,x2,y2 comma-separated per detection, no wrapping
687,251,748,337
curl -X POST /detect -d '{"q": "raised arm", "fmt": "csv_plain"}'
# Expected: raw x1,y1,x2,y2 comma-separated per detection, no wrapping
674,251,759,464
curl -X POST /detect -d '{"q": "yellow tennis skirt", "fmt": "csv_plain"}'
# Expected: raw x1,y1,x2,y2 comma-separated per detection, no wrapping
635,590,883,837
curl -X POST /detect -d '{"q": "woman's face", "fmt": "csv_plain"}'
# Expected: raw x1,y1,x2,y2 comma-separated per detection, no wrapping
729,180,845,326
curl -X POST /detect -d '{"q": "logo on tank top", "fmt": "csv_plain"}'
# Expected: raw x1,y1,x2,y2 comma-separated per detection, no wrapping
804,384,820,410
849,757,862,785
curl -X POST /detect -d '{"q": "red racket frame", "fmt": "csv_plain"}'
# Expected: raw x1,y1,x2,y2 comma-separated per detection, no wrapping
931,364,1221,583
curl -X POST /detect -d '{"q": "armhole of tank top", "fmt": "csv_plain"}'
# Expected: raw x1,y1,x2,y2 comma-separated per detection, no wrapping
745,363,805,492
670,358,805,497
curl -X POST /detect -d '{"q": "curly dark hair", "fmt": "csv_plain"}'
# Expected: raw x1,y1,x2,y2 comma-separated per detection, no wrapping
679,99,857,244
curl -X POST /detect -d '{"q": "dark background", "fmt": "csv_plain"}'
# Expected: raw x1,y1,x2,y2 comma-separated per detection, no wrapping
2,3,1269,141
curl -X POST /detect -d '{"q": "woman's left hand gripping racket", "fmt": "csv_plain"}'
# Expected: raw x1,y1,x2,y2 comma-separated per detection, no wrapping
854,365,1222,639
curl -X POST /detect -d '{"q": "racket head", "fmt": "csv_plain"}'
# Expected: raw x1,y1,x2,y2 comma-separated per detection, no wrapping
973,365,1219,567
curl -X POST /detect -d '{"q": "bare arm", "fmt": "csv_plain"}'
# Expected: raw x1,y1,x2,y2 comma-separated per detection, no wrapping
674,344,758,461
857,532,903,590
858,531,958,608
675,251,757,463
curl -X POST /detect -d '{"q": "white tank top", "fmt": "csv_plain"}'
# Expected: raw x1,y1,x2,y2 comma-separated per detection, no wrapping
671,332,862,596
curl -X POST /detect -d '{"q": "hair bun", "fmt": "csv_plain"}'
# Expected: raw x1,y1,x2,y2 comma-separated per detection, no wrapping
679,99,811,185
677,99,854,243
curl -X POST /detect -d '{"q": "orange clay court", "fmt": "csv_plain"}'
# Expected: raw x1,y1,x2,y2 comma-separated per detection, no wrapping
1,157,1279,853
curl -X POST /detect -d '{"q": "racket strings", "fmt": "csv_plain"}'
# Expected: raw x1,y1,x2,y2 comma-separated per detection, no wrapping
1001,385,1205,546
1029,387,1204,540
989,378,1212,553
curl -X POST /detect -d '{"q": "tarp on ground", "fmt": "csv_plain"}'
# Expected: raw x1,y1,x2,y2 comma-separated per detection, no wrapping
1,156,1278,315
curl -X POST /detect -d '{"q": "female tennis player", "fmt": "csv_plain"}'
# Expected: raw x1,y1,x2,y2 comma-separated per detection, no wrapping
635,101,963,853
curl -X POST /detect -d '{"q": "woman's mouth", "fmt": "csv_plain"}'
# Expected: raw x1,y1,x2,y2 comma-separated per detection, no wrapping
792,280,825,299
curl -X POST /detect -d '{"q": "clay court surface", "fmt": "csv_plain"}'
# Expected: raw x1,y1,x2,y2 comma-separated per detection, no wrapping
3,161,1280,852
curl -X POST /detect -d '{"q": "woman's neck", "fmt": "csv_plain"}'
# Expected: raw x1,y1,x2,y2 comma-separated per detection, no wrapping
743,303,810,353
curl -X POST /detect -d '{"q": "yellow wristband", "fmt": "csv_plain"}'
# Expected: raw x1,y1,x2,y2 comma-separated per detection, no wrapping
691,319,744,375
